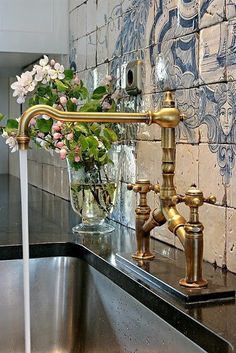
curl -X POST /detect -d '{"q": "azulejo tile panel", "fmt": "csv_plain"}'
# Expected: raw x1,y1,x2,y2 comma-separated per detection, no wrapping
64,0,236,269
199,22,227,84
199,0,225,28
226,0,236,20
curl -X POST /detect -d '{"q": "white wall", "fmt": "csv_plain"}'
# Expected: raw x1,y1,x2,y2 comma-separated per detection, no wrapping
0,0,68,54
0,78,9,174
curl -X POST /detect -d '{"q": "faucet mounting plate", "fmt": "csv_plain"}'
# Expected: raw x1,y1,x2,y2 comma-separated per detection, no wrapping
116,252,235,306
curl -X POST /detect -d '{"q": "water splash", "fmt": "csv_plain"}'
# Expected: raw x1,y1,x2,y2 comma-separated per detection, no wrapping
19,150,31,353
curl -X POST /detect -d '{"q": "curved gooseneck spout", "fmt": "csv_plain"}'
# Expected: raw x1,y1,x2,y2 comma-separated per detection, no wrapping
17,91,213,288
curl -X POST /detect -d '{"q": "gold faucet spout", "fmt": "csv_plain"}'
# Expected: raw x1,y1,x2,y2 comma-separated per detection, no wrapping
17,104,153,149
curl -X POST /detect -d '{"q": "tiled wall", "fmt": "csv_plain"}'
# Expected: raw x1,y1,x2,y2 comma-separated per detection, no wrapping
21,0,236,272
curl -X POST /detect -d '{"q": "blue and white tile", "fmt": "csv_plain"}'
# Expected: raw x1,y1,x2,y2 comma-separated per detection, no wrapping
96,0,109,28
201,204,226,267
96,26,108,65
151,40,176,92
199,22,227,84
199,143,227,204
69,9,79,40
77,3,87,38
108,0,122,20
199,0,225,29
121,1,153,55
75,37,87,71
122,0,139,14
107,16,123,60
137,93,162,141
175,88,200,144
86,32,96,68
174,33,199,88
176,0,199,37
69,0,84,12
119,182,136,228
199,81,236,185
226,208,236,272
152,0,177,43
86,0,97,34
227,19,236,80
226,0,236,19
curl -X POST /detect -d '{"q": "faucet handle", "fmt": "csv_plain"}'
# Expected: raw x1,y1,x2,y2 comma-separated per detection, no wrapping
127,179,160,194
203,195,217,205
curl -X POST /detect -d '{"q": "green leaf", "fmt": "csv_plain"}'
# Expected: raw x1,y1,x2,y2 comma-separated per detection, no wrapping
37,85,51,97
6,119,18,132
100,136,111,149
39,97,50,105
86,136,99,148
64,69,74,80
72,86,89,100
79,135,89,151
103,127,117,142
74,123,89,134
66,99,77,112
90,123,101,136
28,96,39,107
79,100,102,112
55,79,68,92
0,113,5,122
36,118,53,133
91,86,107,100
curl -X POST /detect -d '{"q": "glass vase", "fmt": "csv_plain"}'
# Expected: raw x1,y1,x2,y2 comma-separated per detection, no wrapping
67,146,121,234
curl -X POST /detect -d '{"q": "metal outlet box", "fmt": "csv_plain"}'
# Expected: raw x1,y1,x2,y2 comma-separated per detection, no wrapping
125,60,143,95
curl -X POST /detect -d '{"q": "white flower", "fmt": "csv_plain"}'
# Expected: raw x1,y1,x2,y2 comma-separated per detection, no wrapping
2,130,8,138
6,136,18,153
34,64,51,84
11,71,36,104
39,55,49,67
42,114,51,120
49,63,65,80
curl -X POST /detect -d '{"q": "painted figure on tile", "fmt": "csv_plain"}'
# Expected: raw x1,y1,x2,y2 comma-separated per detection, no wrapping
199,83,236,184
214,85,234,137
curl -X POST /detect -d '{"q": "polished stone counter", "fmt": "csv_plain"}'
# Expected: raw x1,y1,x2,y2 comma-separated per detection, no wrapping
0,174,236,353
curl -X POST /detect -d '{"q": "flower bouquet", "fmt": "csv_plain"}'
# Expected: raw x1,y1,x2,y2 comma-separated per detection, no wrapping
0,55,124,234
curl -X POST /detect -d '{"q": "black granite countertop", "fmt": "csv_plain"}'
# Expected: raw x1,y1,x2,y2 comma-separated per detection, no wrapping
0,175,236,353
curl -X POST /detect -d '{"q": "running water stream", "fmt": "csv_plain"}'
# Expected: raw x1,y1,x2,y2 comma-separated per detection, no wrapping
19,150,31,353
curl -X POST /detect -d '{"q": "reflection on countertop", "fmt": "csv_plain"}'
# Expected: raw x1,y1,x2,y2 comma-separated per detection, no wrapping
0,174,236,353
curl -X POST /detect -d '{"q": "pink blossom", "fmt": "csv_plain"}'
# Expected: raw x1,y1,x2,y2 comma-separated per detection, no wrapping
59,148,67,160
53,132,62,140
102,101,112,110
71,97,78,104
74,75,80,84
66,133,73,141
38,132,45,139
74,155,80,162
29,118,36,126
55,104,63,111
50,59,56,66
60,96,67,105
56,141,65,148
52,123,61,132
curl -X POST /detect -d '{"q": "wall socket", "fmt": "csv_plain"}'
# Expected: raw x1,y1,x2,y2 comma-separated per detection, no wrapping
125,60,143,96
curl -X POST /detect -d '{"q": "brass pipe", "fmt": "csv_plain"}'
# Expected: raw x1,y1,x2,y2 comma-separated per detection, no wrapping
17,104,153,149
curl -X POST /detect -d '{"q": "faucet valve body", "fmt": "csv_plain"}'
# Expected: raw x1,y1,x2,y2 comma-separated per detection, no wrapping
127,179,158,260
179,186,216,288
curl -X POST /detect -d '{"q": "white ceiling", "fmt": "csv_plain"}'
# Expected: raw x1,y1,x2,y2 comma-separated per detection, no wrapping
0,52,43,77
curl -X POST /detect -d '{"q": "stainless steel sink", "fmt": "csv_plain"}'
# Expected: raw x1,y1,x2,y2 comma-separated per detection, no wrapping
0,256,210,352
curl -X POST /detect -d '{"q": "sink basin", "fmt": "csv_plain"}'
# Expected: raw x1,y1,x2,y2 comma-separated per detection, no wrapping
0,255,227,353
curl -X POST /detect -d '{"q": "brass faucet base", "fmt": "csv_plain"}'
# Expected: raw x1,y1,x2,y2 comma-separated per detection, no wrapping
132,253,155,260
179,278,208,288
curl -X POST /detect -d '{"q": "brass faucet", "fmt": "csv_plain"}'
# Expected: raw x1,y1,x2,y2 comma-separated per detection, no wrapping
17,91,216,288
